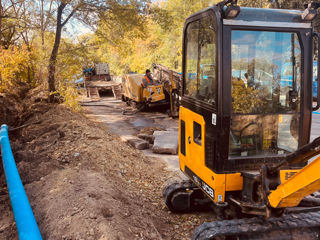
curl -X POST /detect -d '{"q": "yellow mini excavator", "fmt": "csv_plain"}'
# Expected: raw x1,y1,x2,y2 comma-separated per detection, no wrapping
163,1,320,239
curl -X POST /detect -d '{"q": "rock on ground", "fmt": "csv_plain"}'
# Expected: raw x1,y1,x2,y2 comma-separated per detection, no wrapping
152,130,179,155
137,133,155,144
127,138,149,150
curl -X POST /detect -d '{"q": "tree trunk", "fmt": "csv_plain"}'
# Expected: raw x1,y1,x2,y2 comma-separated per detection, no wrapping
48,3,65,102
274,0,280,8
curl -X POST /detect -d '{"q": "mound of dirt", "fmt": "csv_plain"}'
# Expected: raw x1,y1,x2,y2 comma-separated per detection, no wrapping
0,82,31,127
0,94,23,127
0,102,214,240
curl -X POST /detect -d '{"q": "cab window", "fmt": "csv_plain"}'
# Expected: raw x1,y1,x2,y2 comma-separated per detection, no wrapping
184,16,217,105
229,31,301,159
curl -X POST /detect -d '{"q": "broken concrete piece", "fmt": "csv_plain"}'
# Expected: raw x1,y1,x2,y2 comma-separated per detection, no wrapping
127,138,149,150
152,131,179,155
137,134,155,144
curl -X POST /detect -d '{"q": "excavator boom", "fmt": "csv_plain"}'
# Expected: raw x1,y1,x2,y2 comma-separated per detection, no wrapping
268,155,320,208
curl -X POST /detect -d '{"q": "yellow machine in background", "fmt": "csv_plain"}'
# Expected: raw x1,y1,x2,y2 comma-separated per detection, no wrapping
121,74,167,109
153,64,181,117
121,68,181,115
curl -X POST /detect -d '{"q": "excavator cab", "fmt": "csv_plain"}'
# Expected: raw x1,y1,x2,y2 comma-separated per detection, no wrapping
163,1,320,239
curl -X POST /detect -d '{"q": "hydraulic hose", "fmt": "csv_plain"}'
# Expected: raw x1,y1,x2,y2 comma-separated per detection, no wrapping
0,124,42,240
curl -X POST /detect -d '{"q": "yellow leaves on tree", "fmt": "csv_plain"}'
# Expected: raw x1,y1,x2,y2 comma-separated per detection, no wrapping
57,79,82,112
92,0,219,75
53,39,85,112
0,45,32,91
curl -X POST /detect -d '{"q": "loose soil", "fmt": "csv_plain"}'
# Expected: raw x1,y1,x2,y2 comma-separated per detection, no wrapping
0,94,214,239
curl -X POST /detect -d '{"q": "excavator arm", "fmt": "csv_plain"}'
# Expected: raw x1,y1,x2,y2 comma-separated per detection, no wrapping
262,136,320,208
268,154,320,208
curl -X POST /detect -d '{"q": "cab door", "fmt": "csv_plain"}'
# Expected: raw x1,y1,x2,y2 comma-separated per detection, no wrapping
179,12,220,194
179,106,206,174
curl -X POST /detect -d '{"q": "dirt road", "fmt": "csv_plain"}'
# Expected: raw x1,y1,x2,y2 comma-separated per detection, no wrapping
82,96,181,171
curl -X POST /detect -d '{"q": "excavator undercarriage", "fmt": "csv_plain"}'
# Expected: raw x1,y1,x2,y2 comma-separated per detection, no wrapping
164,183,320,239
163,137,320,239
164,179,320,239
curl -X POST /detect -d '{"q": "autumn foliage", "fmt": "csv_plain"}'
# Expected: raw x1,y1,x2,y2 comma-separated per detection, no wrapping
0,45,33,91
0,0,314,109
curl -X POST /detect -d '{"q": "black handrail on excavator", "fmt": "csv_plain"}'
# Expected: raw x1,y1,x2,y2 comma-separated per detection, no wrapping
269,136,320,174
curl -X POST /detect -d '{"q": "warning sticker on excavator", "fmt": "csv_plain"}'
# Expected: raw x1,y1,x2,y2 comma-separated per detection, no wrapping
212,113,216,125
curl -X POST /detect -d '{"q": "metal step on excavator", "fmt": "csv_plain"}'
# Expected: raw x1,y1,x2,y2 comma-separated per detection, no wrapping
163,1,320,239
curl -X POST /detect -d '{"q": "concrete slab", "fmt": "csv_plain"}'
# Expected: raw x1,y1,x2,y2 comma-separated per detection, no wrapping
127,138,149,150
152,130,179,155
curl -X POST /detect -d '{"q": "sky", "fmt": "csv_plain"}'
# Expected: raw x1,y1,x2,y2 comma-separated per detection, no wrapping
65,20,93,39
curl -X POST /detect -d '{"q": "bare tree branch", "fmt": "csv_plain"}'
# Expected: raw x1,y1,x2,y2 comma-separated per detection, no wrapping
61,6,79,26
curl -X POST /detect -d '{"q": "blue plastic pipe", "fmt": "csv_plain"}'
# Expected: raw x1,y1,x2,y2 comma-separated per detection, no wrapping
0,124,42,240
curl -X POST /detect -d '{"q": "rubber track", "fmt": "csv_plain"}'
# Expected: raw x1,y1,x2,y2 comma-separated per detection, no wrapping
192,210,320,240
162,180,195,212
163,180,194,199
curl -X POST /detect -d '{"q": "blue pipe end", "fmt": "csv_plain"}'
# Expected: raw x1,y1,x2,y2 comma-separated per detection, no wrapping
1,124,8,136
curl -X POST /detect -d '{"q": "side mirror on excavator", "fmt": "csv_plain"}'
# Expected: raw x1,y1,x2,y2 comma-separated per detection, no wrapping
313,32,320,111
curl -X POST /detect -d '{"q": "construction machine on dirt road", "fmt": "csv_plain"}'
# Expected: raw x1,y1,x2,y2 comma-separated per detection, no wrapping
121,73,167,109
121,65,181,116
163,1,320,239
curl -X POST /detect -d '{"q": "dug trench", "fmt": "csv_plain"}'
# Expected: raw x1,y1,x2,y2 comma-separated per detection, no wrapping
0,91,215,239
